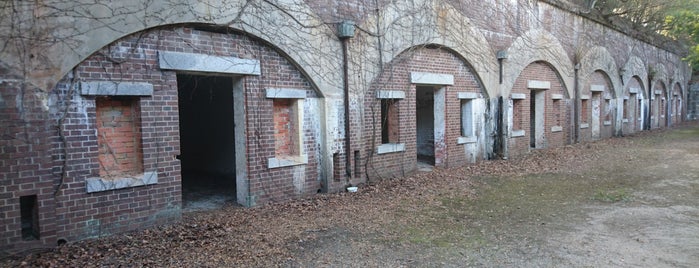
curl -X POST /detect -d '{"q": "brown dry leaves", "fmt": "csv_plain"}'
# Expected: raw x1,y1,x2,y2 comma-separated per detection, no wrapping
1,130,655,267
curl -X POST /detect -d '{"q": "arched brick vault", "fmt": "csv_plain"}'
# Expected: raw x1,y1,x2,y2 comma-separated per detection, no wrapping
502,29,574,98
2,0,343,98
622,56,649,99
357,0,498,97
579,46,622,98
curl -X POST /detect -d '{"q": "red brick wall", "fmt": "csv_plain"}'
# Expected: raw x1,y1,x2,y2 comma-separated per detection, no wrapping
652,81,667,129
95,97,143,178
0,25,324,249
273,99,295,157
509,62,570,158
363,47,484,179
579,71,614,142
0,81,58,253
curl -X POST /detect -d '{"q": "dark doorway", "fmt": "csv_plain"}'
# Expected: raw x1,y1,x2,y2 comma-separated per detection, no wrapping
416,86,435,165
177,74,237,210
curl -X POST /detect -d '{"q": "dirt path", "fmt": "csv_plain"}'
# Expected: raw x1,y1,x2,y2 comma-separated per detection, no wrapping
4,123,699,267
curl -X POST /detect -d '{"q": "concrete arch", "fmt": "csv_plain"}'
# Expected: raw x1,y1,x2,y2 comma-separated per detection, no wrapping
2,0,343,97
622,56,648,98
651,64,669,90
358,0,498,98
579,46,622,98
502,29,574,98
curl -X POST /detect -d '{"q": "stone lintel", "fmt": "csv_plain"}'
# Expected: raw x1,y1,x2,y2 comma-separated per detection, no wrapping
410,72,454,85
158,51,261,75
80,81,153,96
266,88,306,99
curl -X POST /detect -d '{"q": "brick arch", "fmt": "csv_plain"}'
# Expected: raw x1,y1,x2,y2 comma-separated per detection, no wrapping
671,82,684,124
502,29,574,98
3,0,342,97
507,61,571,157
579,46,622,98
360,0,498,98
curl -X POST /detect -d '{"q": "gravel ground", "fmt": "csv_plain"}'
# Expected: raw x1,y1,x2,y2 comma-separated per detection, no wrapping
3,122,699,267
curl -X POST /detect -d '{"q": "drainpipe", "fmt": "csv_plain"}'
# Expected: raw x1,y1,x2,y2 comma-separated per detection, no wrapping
574,63,580,143
646,68,654,130
338,21,355,179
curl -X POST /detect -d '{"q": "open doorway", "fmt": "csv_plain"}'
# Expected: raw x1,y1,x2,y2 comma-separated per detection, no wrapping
416,86,435,165
177,74,238,211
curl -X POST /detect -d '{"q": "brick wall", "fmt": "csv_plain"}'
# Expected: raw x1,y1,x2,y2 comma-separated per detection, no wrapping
508,62,570,158
0,81,57,254
363,47,484,179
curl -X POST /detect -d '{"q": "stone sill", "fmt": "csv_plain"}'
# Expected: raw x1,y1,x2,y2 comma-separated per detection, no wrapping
511,130,525,137
86,171,158,193
603,121,612,126
457,136,477,144
268,154,308,169
551,126,563,132
622,118,629,123
377,143,405,154
580,123,589,129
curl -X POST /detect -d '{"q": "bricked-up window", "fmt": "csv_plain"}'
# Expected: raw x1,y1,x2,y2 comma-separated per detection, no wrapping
660,98,665,117
623,99,628,120
96,97,144,178
273,99,300,157
553,99,561,126
604,99,611,121
266,88,307,168
460,99,473,137
381,99,399,143
512,99,524,131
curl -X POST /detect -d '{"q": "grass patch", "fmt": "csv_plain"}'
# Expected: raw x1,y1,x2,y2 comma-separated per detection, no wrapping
591,189,632,203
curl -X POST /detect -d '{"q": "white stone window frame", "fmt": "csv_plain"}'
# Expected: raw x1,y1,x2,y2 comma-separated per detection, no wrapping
266,88,308,169
376,90,405,154
457,92,480,144
81,81,159,193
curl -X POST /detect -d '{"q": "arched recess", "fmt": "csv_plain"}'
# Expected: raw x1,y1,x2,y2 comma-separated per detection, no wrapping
579,46,623,98
622,56,648,99
502,29,574,98
363,44,490,178
671,82,684,124
2,0,343,97
358,0,498,98
650,64,669,129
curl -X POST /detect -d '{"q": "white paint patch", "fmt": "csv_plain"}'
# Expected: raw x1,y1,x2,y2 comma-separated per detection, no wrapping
293,165,305,194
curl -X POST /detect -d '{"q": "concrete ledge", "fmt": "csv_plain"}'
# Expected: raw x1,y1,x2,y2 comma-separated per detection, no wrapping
654,90,662,95
528,80,550,90
551,94,563,100
266,88,306,99
86,171,158,193
81,81,153,96
551,126,563,132
623,118,629,123
376,90,405,99
629,87,640,94
268,154,308,169
580,123,589,129
457,136,477,144
590,85,606,92
511,129,525,137
457,92,480,99
377,143,405,154
158,51,261,75
511,93,526,100
623,96,629,100
581,94,590,100
603,120,612,126
410,72,454,85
